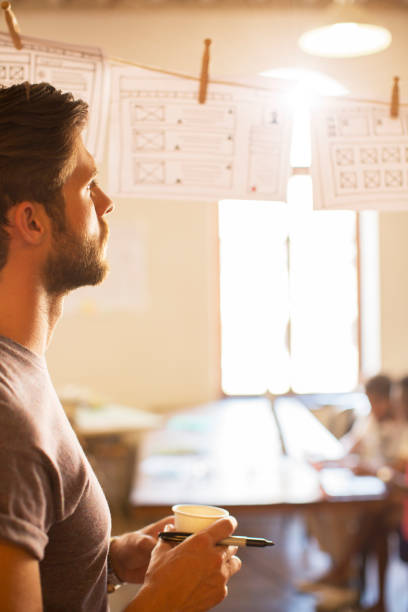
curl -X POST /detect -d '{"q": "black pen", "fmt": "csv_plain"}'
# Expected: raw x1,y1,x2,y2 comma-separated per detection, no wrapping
158,531,275,548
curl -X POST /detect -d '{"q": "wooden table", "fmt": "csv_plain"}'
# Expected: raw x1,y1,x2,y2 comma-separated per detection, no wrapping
129,396,389,520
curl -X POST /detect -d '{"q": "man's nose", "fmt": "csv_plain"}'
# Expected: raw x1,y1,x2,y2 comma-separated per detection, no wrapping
98,189,114,216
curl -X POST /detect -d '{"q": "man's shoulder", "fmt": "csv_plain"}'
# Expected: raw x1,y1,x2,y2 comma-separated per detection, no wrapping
0,356,58,460
0,391,44,459
0,363,45,429
0,336,52,415
0,336,46,372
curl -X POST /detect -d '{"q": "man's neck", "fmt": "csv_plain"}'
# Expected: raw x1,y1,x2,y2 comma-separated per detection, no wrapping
0,270,63,356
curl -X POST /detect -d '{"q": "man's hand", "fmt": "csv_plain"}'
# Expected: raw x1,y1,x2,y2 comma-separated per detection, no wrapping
128,517,242,612
109,515,175,584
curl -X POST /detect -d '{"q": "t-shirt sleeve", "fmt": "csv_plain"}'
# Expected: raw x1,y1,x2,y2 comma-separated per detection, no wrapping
0,448,55,560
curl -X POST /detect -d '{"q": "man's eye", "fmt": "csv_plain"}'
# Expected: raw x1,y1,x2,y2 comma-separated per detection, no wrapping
87,180,98,192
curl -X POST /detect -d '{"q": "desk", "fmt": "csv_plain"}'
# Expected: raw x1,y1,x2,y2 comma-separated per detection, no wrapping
73,403,162,439
71,403,163,511
129,397,389,519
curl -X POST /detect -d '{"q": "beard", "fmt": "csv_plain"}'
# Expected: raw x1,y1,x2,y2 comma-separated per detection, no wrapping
43,219,109,296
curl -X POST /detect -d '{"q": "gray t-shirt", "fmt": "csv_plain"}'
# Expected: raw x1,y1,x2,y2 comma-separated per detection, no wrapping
0,335,111,611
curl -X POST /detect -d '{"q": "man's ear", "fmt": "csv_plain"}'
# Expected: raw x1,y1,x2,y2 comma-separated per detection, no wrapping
8,201,49,245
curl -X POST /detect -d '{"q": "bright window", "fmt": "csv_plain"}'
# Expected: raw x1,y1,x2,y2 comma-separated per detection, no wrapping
219,199,290,395
219,192,359,395
219,73,366,395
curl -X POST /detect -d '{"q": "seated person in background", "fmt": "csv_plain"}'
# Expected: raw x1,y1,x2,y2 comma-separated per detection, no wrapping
300,375,402,612
341,374,401,474
386,376,408,564
392,375,408,467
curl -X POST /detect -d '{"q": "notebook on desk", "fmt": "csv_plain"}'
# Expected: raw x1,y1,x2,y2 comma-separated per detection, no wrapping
319,467,387,499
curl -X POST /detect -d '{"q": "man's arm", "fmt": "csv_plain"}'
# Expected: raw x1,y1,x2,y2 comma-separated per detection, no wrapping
0,539,43,612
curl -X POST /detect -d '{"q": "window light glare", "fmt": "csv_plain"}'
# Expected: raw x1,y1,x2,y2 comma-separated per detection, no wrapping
299,22,392,58
259,68,349,97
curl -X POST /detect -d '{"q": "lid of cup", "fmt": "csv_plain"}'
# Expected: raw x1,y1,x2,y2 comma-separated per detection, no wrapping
172,504,228,518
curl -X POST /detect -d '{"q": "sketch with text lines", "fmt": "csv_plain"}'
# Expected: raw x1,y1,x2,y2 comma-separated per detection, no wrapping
109,65,292,202
311,101,408,210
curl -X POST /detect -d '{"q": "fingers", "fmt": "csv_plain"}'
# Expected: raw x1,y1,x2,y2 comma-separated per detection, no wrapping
133,533,156,554
152,533,174,554
142,515,175,536
203,516,238,544
151,519,181,553
220,545,238,565
226,555,242,578
220,545,241,580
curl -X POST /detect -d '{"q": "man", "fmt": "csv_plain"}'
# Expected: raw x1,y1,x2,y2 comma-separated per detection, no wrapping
0,82,241,611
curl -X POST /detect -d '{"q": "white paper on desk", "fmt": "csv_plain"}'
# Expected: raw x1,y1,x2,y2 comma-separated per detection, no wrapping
311,100,408,211
319,467,386,498
75,404,162,435
0,33,110,162
108,65,292,202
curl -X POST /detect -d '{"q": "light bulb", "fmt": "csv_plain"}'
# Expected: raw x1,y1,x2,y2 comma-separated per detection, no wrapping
299,22,392,58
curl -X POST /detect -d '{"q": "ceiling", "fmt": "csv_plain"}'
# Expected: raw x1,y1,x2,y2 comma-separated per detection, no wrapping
7,0,408,8
7,0,408,103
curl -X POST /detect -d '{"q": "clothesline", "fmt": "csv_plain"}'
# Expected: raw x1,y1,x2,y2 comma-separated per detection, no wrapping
110,55,290,94
110,54,407,108
1,0,406,108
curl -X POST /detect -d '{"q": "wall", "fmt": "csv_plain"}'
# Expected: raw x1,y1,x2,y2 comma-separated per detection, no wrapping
48,199,220,408
379,212,408,377
10,3,408,406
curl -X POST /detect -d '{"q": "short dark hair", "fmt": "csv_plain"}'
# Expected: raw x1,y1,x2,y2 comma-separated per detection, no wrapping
0,82,88,269
365,374,392,398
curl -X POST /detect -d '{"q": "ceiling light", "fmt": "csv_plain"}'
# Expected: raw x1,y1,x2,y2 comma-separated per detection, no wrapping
298,0,392,58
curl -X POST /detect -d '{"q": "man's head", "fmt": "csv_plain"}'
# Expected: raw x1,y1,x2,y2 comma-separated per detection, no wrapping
365,374,393,421
0,82,88,270
43,136,113,295
0,82,113,295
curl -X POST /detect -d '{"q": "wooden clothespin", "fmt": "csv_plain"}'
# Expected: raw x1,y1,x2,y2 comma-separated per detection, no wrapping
198,38,211,104
1,2,23,50
390,76,400,118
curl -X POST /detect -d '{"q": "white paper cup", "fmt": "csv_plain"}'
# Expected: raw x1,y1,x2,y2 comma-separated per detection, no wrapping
172,504,229,533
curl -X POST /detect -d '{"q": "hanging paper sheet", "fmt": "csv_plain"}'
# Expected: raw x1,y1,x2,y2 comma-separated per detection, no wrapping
311,100,408,210
108,65,292,202
0,32,109,162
